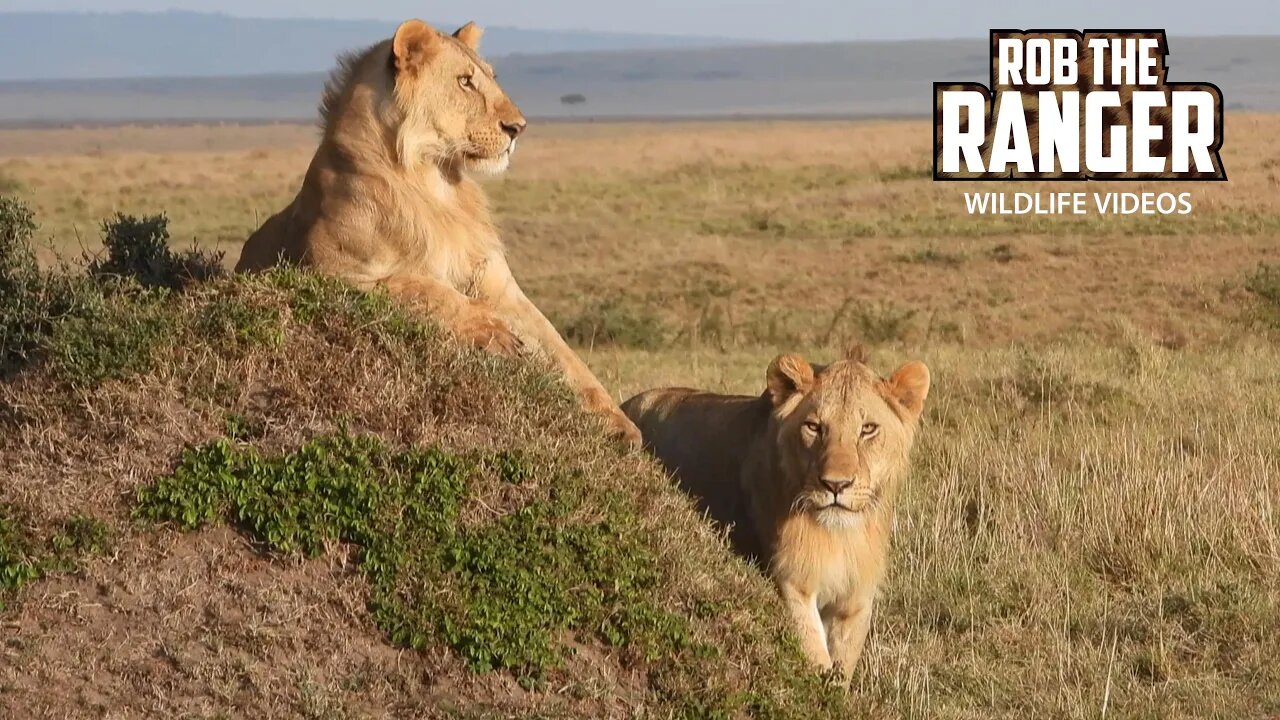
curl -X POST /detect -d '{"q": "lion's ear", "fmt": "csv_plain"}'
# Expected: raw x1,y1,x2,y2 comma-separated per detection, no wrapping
453,22,484,50
882,361,931,421
393,19,440,73
766,354,814,407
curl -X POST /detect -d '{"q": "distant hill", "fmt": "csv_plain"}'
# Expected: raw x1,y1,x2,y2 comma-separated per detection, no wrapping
0,33,1278,123
0,11,747,81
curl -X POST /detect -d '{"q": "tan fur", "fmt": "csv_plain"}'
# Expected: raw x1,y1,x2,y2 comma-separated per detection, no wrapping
235,19,640,445
622,351,930,678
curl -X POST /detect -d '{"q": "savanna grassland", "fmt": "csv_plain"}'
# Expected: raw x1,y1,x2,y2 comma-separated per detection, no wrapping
1,116,1278,719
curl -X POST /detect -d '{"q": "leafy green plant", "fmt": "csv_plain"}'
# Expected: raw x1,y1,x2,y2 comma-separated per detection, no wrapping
0,510,40,606
2,202,183,383
135,434,701,683
1,508,113,611
49,515,113,558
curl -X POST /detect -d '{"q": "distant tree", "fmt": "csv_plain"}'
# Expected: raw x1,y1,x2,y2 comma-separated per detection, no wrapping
560,93,587,106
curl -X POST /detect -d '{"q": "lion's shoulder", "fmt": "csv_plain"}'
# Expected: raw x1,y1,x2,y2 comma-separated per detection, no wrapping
623,388,768,445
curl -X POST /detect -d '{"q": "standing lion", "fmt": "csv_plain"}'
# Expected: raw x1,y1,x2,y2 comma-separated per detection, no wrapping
623,350,931,677
236,19,640,445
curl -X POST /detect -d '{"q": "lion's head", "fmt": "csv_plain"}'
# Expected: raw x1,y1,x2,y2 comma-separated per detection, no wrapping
346,19,527,175
764,350,930,529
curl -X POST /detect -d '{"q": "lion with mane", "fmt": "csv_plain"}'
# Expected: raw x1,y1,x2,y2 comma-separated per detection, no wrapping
236,19,640,444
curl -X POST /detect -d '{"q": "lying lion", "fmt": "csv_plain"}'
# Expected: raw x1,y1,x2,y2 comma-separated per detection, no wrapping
236,19,640,445
622,350,930,677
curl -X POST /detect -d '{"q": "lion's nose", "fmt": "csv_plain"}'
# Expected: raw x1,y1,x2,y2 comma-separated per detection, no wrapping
821,478,853,496
501,119,527,139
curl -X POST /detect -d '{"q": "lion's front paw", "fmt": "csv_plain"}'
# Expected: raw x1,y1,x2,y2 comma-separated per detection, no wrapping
580,389,643,448
606,409,643,449
457,311,524,356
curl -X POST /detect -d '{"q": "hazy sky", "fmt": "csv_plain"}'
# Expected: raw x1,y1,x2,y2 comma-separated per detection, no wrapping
0,0,1274,42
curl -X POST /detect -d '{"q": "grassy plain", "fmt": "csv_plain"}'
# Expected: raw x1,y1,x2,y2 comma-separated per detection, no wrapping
1,116,1278,718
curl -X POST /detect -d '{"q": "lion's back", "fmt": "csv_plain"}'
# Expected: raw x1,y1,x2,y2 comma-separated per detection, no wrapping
623,388,769,555
235,206,298,273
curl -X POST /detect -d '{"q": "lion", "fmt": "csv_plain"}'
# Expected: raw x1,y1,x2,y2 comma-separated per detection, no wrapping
621,350,930,677
235,19,640,445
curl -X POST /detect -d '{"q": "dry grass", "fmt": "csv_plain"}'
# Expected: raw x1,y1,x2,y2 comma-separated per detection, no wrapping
2,116,1278,346
1,115,1278,718
593,341,1280,718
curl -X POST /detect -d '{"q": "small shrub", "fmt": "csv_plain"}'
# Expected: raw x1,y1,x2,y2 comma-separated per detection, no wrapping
49,515,113,559
89,213,224,289
268,269,434,347
0,198,45,372
0,197,37,276
852,301,917,344
561,296,666,349
195,293,284,350
896,246,966,267
1245,263,1280,330
45,291,170,386
1,509,112,610
0,510,41,606
0,172,24,195
222,412,267,441
988,242,1019,263
1003,352,1131,415
747,208,790,237
878,164,932,182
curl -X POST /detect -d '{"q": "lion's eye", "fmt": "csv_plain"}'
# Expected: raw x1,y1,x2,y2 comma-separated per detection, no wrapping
459,75,476,90
861,422,880,438
802,420,822,435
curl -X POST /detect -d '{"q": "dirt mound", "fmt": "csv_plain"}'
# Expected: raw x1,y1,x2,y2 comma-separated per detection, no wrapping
0,202,852,718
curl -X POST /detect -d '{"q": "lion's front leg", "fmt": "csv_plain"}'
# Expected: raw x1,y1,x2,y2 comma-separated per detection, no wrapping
476,260,641,447
779,583,832,669
825,593,874,682
380,273,523,355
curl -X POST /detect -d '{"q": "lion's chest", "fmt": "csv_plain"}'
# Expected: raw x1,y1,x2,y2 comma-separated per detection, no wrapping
771,514,890,607
386,201,500,294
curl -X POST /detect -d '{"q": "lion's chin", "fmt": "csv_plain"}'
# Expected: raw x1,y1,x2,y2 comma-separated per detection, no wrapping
462,135,519,176
814,505,864,530
463,148,514,177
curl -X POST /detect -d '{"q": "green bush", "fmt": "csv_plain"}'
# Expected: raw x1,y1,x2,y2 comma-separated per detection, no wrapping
46,291,171,385
135,435,699,683
0,197,48,373
0,202,219,384
89,213,223,290
561,296,666,349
